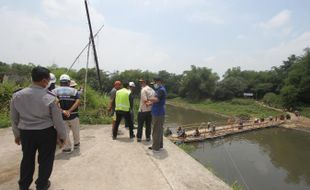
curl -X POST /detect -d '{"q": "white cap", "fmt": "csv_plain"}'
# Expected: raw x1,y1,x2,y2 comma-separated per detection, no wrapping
129,82,135,87
70,80,77,87
60,74,70,81
50,73,56,83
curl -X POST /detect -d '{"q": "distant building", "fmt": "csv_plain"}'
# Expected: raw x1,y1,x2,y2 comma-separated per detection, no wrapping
243,92,254,98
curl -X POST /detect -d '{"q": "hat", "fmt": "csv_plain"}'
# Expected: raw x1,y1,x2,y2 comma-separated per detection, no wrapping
70,80,77,87
50,73,56,83
129,82,135,87
60,74,70,81
138,78,145,82
153,76,162,81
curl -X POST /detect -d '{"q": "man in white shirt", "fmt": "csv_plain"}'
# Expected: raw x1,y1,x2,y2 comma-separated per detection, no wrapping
137,79,155,142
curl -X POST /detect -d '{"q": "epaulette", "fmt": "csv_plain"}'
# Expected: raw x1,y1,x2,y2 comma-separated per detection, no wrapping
47,91,56,97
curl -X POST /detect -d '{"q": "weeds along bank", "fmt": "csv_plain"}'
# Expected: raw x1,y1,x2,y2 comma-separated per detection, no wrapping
0,82,111,128
169,97,283,120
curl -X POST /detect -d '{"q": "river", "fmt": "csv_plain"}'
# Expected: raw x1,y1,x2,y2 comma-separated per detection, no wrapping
166,104,310,190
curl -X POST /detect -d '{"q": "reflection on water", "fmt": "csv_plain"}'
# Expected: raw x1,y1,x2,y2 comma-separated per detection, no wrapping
190,128,310,190
166,105,310,190
166,104,227,127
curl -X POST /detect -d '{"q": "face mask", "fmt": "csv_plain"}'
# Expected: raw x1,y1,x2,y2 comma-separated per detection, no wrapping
154,84,159,89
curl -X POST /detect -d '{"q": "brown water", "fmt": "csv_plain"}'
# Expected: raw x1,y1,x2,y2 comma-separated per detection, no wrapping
166,105,310,190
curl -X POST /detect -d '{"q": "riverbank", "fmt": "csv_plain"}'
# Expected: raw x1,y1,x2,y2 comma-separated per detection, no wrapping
168,98,283,119
0,125,229,190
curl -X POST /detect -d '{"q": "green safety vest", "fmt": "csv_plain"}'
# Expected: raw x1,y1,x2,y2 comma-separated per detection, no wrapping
115,88,131,112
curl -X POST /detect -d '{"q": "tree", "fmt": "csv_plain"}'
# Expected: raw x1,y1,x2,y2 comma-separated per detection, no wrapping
179,65,219,100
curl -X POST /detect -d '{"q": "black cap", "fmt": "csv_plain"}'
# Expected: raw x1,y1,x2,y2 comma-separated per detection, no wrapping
153,76,162,82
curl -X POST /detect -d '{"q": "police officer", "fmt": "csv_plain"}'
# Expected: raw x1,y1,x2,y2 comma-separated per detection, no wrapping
113,82,135,139
10,66,67,190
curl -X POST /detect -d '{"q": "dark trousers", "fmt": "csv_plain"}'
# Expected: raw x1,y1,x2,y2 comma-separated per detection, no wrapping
113,111,134,138
152,116,165,150
19,127,57,190
137,111,152,140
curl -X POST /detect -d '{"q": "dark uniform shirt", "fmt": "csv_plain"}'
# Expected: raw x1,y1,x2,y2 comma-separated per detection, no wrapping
53,86,80,120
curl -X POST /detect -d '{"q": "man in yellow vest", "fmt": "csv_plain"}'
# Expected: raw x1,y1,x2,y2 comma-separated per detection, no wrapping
113,82,135,139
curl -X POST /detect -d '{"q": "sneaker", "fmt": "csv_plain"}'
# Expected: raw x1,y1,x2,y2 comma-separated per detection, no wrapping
74,143,80,149
62,149,71,154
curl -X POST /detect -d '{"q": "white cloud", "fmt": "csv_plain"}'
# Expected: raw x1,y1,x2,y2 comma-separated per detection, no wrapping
258,10,291,29
42,0,104,26
187,11,224,24
237,34,246,39
0,4,177,74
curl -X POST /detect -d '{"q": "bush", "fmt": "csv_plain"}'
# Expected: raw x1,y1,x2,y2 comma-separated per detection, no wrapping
263,92,283,108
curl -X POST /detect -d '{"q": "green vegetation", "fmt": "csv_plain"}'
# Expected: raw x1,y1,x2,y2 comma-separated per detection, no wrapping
178,143,196,153
170,98,283,119
231,181,243,190
300,106,310,118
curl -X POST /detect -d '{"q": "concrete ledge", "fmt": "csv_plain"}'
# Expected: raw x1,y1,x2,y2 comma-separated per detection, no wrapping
0,125,229,190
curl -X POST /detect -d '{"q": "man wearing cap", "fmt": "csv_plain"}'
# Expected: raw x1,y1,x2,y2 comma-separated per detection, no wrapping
113,82,135,139
125,81,136,128
10,66,66,190
108,81,122,131
148,77,167,151
53,74,81,153
137,79,155,142
48,73,56,91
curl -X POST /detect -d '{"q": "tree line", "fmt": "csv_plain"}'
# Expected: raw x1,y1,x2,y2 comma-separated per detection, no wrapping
1,48,309,109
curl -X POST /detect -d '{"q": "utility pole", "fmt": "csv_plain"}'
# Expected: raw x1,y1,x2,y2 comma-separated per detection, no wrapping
84,0,102,92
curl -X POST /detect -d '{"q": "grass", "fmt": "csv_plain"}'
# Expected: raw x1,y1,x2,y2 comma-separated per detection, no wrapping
169,97,283,119
178,143,196,153
300,106,310,119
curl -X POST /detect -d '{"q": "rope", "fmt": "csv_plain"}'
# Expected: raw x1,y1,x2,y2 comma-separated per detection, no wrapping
222,139,250,190
66,24,104,73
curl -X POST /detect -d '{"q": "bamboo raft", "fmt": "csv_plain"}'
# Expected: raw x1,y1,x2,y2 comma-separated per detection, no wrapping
168,120,285,143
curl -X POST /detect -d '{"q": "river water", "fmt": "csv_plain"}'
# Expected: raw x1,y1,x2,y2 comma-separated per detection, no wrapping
166,105,310,190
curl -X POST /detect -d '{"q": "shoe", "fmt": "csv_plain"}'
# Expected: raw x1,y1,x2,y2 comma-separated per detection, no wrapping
148,147,160,151
137,139,141,142
36,180,51,190
130,134,135,139
74,143,80,149
146,138,151,142
62,149,71,153
112,136,116,140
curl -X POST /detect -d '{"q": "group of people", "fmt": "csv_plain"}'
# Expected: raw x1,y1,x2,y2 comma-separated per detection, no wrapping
108,76,167,151
10,66,82,190
10,66,167,190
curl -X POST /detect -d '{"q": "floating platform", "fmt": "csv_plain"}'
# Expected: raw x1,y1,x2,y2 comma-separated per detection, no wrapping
168,121,285,143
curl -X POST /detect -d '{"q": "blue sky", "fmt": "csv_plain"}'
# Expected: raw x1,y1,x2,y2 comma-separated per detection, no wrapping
1,0,310,77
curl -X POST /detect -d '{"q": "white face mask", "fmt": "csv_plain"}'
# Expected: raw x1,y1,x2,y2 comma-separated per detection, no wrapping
154,83,159,89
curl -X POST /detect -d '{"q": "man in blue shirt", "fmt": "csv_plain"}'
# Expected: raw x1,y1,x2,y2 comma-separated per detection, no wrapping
148,77,167,151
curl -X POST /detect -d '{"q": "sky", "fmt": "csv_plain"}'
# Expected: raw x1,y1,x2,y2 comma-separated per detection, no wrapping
0,0,310,77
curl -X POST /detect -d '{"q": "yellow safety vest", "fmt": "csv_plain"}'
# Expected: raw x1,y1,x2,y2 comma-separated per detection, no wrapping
115,88,131,112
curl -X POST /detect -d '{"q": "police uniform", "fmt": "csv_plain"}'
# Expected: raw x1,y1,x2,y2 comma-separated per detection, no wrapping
10,84,67,190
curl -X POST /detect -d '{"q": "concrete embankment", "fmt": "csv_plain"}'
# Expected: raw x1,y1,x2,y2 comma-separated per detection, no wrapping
0,125,230,190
